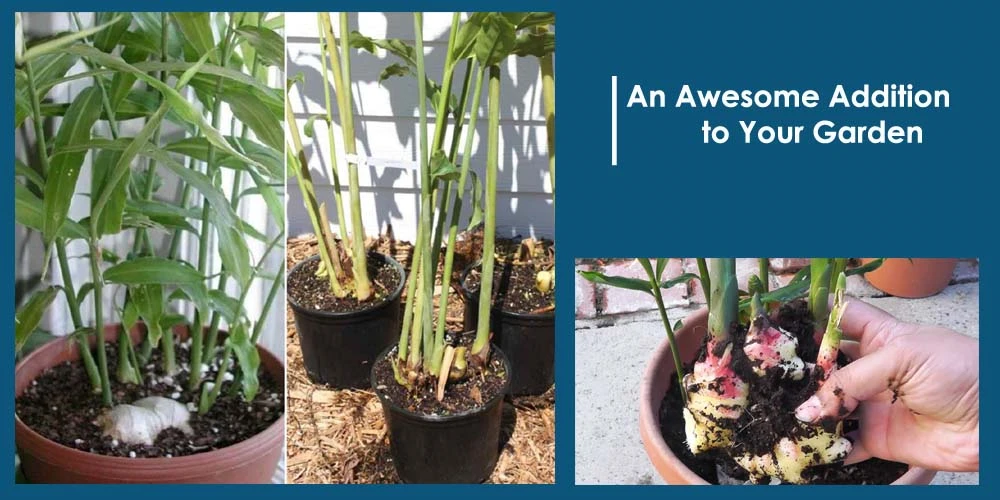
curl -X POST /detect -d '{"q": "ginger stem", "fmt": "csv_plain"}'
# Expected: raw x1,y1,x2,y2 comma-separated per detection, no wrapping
707,258,738,342
817,272,848,378
809,258,832,327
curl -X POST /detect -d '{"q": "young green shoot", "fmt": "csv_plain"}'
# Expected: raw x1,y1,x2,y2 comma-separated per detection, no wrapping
696,257,711,304
578,259,699,401
639,259,686,404
758,258,769,293
809,258,832,327
375,12,540,398
394,11,437,385
427,13,462,272
316,13,349,242
284,87,346,298
432,64,486,397
817,272,848,378
538,25,555,194
472,64,502,364
328,12,371,301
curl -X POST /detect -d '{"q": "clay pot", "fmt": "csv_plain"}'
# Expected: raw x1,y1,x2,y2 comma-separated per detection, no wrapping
638,308,937,485
15,324,284,483
861,258,958,298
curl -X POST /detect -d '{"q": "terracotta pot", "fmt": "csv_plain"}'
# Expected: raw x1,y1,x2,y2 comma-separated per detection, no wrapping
15,324,284,483
638,308,937,485
861,258,958,298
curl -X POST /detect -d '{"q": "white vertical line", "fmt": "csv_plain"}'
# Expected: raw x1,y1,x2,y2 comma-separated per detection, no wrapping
611,75,618,166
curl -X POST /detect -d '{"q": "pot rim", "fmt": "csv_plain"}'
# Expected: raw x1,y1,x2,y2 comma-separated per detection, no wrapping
287,251,406,318
371,343,510,423
638,307,937,485
458,261,555,320
14,325,284,476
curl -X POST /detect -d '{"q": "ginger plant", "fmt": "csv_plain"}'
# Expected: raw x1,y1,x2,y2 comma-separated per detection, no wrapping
15,12,285,418
285,12,372,302
344,12,553,401
529,20,555,294
385,12,479,396
683,259,749,453
581,259,884,483
579,259,699,403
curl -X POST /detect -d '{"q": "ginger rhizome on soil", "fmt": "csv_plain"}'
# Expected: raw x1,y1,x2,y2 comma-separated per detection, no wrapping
743,293,805,380
683,259,749,453
684,261,854,484
683,340,749,453
98,396,193,446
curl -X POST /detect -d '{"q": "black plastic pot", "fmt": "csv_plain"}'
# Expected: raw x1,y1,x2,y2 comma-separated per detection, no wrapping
288,252,404,389
371,344,510,483
460,263,555,395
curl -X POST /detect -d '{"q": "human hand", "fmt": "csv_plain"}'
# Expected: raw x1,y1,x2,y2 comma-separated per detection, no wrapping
794,298,979,472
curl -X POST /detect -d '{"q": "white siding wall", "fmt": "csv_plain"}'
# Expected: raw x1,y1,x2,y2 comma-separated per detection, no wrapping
286,12,553,243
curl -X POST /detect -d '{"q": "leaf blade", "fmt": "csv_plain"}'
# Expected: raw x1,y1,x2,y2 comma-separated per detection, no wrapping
92,12,132,52
18,15,123,64
16,183,88,239
225,324,260,402
104,257,204,285
660,273,700,290
91,105,168,235
90,149,130,236
15,287,59,353
129,285,165,344
221,89,283,151
43,86,103,244
171,12,217,64
577,270,652,294
234,26,283,67
215,224,252,286
64,45,269,174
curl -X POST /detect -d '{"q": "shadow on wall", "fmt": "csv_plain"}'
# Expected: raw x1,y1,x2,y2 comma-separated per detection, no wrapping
287,12,553,242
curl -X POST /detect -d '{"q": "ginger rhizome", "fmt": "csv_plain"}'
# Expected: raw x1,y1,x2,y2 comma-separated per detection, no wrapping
735,431,852,484
683,341,749,453
735,273,852,483
685,261,854,484
743,292,805,380
98,396,193,446
683,259,748,453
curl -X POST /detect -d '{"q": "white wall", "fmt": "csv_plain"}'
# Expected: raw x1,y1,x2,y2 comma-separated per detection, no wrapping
16,13,285,356
286,12,553,243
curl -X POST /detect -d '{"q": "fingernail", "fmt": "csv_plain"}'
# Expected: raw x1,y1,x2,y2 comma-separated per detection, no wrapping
795,396,821,422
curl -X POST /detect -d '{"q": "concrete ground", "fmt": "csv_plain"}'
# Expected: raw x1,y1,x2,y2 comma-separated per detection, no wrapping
574,282,980,485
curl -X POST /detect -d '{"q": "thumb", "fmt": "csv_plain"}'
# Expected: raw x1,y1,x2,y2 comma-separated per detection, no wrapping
795,345,902,423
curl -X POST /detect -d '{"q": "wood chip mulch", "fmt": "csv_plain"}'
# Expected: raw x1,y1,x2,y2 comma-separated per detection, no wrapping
285,233,555,484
